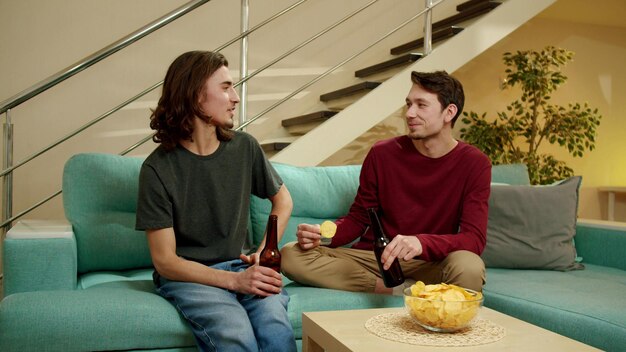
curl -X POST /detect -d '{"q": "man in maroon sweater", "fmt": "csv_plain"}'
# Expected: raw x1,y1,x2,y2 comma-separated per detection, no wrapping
281,71,491,293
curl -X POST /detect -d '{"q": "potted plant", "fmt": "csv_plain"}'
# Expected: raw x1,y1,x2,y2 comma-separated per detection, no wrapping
459,46,602,184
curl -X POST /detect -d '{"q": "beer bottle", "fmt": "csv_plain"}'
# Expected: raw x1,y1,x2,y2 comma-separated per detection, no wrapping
367,208,405,287
259,214,281,273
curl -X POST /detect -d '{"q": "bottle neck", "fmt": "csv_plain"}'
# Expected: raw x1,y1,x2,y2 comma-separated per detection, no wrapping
264,214,278,249
367,208,388,244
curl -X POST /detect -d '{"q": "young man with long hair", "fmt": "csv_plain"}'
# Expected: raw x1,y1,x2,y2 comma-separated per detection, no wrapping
136,51,296,351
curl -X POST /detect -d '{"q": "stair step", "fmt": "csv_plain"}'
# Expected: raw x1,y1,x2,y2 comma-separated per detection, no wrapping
320,81,381,102
282,110,338,135
261,142,291,153
390,26,464,55
432,1,500,31
457,0,492,12
355,53,424,78
260,137,298,153
281,110,338,127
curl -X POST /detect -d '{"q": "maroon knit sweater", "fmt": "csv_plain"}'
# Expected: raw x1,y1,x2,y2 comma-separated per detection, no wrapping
330,136,491,262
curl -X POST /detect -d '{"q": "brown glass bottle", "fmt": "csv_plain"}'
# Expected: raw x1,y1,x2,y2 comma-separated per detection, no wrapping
259,214,281,273
367,208,405,287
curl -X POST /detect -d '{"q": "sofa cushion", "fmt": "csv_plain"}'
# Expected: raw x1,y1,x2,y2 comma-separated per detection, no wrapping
73,269,403,342
78,268,154,289
0,284,195,351
63,153,151,273
3,236,77,296
490,163,530,185
575,221,626,271
250,163,361,247
481,176,583,271
484,264,626,352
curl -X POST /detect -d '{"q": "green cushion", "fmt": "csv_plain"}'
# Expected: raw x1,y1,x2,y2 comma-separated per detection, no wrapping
250,163,361,247
575,223,626,271
481,177,583,271
484,264,626,352
3,237,77,296
67,269,402,343
63,153,151,273
78,268,154,289
490,163,530,185
0,284,195,351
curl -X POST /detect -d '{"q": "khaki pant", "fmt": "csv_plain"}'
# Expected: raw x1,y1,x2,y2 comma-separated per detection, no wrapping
281,242,485,292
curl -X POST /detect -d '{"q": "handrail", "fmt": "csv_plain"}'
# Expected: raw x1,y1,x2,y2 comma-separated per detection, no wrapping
239,0,250,128
0,0,446,229
0,0,210,115
0,0,308,179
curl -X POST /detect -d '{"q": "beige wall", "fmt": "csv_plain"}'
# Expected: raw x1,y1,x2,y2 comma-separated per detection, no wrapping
454,17,626,221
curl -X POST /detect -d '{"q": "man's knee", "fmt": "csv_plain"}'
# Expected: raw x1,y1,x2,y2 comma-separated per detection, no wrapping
280,241,305,279
442,250,485,291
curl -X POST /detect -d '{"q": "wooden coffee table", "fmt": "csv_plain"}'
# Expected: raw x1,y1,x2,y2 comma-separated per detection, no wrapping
302,307,600,351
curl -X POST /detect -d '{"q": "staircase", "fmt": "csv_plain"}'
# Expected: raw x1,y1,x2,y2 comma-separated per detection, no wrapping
268,0,556,166
260,0,499,156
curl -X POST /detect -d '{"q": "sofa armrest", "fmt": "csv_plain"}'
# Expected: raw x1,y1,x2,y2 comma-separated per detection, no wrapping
575,219,626,271
3,220,77,296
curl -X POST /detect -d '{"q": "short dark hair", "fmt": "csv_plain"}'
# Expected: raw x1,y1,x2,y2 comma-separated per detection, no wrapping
410,71,464,127
150,51,233,150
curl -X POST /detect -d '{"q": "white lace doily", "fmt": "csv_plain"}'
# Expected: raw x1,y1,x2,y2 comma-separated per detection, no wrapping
364,312,506,347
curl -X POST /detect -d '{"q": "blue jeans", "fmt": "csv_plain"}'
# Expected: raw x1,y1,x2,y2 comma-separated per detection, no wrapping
155,259,296,352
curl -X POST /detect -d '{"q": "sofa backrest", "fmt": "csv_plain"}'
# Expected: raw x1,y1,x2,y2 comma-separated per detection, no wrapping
490,163,530,185
250,163,362,248
63,153,530,271
63,153,150,273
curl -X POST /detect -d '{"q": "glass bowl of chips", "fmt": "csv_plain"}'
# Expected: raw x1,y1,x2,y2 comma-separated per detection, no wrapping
403,281,483,333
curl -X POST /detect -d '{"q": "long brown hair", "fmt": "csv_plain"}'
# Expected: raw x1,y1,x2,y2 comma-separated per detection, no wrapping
150,51,234,150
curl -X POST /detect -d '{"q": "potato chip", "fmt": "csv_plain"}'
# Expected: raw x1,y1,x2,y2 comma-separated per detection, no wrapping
320,220,337,238
410,281,426,296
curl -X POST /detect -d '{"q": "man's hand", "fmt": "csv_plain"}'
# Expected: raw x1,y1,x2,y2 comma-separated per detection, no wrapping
296,223,322,250
381,235,423,269
235,253,283,296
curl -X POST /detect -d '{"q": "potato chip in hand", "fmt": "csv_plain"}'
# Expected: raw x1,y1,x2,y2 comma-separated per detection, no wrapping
320,220,337,238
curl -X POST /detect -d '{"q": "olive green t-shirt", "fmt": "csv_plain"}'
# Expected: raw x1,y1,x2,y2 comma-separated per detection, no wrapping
135,131,282,264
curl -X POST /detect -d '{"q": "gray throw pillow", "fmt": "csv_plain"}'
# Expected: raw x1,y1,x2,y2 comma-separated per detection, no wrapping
481,176,584,271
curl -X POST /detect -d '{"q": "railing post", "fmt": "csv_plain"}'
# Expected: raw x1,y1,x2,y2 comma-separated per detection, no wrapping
424,0,433,56
2,109,14,236
239,0,250,129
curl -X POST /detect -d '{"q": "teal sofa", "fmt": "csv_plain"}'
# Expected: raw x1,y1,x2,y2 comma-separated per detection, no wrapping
1,153,624,351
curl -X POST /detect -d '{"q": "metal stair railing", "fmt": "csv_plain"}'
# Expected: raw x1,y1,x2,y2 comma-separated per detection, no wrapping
1,0,444,231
